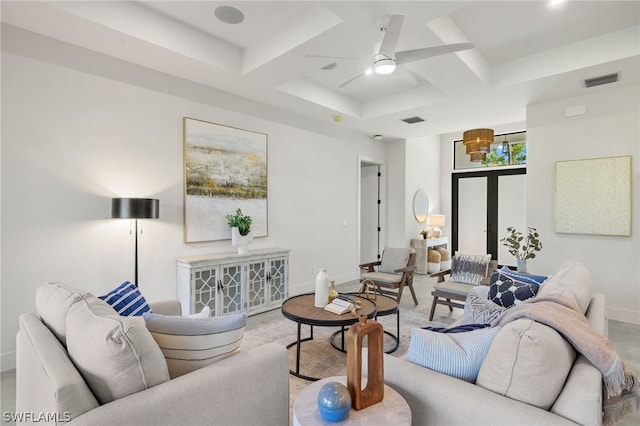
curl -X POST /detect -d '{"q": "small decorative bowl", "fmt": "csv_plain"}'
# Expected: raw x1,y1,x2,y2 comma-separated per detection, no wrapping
317,382,351,422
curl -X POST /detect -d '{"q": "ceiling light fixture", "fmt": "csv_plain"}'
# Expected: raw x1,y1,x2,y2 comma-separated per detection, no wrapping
373,55,396,75
463,128,494,162
215,5,245,24
548,0,566,8
373,135,383,141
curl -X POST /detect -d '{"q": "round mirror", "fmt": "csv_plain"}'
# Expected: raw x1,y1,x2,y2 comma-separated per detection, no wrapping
413,190,429,223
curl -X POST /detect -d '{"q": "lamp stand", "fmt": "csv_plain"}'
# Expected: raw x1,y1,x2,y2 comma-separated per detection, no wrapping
134,219,139,288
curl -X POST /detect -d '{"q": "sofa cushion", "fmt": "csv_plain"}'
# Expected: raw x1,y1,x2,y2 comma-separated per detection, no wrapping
537,261,593,314
450,253,492,285
476,318,576,410
99,281,151,316
66,295,170,404
407,325,500,382
35,281,89,345
488,269,541,308
143,311,247,379
379,247,412,273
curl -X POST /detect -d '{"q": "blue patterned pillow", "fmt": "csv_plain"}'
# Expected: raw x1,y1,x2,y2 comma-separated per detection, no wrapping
488,270,541,308
99,281,150,316
407,326,501,382
499,267,549,285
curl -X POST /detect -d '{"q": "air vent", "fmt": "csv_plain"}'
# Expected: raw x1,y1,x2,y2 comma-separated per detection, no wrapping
584,73,618,88
401,116,425,124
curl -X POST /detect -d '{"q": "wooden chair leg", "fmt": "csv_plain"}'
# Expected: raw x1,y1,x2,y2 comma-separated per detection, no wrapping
429,296,438,321
407,282,418,306
446,299,453,312
396,283,404,304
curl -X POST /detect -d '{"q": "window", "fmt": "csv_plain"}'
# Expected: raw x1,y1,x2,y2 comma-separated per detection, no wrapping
454,130,527,171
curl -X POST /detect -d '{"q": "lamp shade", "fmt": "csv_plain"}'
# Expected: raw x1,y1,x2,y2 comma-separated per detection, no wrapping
112,198,159,219
428,214,445,227
463,128,494,162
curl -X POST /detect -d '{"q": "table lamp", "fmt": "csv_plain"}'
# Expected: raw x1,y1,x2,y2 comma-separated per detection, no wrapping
427,214,445,238
111,198,159,287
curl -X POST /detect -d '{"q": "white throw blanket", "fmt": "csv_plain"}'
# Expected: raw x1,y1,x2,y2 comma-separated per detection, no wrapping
491,293,639,425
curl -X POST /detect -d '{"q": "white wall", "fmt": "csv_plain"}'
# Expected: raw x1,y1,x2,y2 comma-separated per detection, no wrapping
526,84,640,324
0,43,386,369
405,136,441,242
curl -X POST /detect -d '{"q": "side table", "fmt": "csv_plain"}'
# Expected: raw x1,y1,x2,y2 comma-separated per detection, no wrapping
293,376,411,426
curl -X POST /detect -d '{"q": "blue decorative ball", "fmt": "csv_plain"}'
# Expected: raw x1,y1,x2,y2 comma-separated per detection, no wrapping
317,382,351,422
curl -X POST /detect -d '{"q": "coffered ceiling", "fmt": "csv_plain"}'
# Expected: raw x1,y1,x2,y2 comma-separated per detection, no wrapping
2,1,639,139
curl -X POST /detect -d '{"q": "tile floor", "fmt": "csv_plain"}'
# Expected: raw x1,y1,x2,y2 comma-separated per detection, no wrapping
2,273,639,425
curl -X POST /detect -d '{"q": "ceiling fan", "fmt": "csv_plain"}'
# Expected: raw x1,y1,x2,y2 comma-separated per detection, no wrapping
308,14,474,88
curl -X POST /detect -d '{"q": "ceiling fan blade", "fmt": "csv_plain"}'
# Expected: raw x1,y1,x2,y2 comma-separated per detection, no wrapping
339,72,366,88
306,54,364,61
395,42,474,65
378,14,404,59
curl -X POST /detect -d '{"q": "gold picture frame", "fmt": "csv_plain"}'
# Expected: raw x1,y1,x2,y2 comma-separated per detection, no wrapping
183,117,268,243
555,155,631,236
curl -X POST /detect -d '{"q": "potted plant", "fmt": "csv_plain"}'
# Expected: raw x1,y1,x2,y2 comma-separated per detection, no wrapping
500,226,542,273
419,229,430,239
226,208,253,254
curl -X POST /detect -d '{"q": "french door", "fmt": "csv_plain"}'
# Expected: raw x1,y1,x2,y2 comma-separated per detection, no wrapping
452,168,526,265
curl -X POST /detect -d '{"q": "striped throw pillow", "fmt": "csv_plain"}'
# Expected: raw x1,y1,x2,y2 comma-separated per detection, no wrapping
143,311,247,379
407,325,500,382
99,281,150,316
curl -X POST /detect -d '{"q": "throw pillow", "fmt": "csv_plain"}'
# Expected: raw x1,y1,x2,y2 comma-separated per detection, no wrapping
499,267,549,285
462,287,506,325
65,295,170,404
35,281,89,345
488,269,541,308
476,318,576,410
99,281,151,316
407,325,501,382
449,253,491,285
379,247,412,273
143,311,248,379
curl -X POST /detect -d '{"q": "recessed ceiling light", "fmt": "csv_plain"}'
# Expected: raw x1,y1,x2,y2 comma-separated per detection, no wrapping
548,0,566,8
215,6,245,24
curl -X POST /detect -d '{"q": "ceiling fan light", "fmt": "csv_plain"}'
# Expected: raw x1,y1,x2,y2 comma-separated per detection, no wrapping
373,58,396,75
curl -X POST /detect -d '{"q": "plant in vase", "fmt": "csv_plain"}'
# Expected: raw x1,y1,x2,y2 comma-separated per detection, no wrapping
226,208,253,254
500,226,542,273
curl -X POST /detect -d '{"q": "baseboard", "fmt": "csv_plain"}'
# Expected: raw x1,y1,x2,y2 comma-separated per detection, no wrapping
1,351,16,372
607,306,640,325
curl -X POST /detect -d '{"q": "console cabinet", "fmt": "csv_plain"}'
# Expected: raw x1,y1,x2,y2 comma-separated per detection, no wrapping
176,248,290,317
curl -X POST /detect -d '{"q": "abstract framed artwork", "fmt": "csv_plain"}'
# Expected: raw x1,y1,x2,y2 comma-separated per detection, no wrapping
555,155,631,236
183,117,268,243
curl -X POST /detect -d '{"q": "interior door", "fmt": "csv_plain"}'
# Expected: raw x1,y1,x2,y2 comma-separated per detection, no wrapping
453,169,526,262
360,163,381,263
457,177,488,254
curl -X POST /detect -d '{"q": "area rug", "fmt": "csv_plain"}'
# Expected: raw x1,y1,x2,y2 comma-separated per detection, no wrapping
240,310,453,423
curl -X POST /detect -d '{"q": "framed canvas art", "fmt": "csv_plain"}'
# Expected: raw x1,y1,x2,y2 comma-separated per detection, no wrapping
555,155,631,236
183,117,268,242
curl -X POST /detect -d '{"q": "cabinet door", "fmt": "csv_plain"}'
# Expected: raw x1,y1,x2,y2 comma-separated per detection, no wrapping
193,268,220,317
245,260,268,313
268,256,288,304
219,263,244,315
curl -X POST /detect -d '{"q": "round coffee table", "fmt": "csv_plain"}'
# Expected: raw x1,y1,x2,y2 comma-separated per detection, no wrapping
329,293,400,354
293,376,411,426
281,294,377,381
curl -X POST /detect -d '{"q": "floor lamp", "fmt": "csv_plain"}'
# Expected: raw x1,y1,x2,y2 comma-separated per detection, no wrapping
111,198,159,288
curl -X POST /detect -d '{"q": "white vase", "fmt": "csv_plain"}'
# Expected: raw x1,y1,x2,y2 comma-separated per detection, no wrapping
231,227,252,255
516,259,527,273
314,269,330,308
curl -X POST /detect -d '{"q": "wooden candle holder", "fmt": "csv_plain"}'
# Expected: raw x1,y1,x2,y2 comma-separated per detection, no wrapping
346,315,384,410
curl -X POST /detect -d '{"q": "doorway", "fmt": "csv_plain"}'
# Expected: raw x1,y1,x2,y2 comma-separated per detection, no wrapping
452,168,526,264
358,157,385,264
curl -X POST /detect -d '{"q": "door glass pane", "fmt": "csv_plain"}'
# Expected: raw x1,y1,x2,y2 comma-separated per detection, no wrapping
498,174,527,265
458,177,488,254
